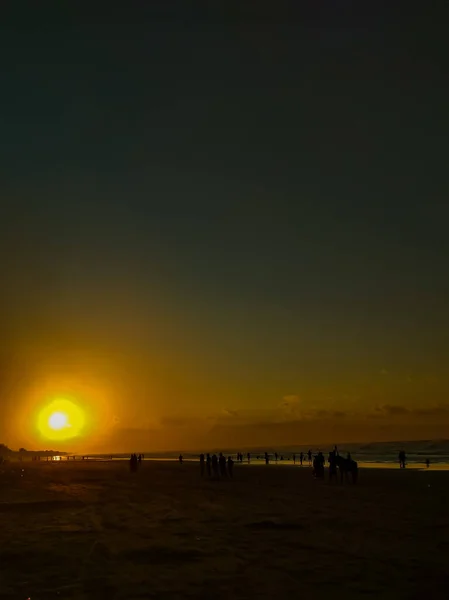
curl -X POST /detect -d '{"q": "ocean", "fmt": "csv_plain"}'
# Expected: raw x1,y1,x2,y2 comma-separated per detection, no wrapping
74,439,449,467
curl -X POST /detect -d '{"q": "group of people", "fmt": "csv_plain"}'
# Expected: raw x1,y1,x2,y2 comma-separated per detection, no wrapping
199,453,234,478
131,448,431,475
129,453,144,472
311,446,356,481
292,451,313,466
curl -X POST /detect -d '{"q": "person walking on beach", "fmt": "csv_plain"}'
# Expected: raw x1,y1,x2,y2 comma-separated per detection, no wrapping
313,452,325,478
200,453,205,476
399,450,406,468
308,449,312,465
265,452,269,465
206,453,212,476
219,453,227,477
299,452,304,466
293,453,296,465
227,456,234,478
328,447,338,482
274,452,278,462
129,454,138,472
426,458,430,468
179,454,183,464
212,454,219,478
247,452,251,464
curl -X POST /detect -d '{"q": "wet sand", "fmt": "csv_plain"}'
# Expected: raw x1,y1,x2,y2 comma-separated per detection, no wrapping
0,461,447,599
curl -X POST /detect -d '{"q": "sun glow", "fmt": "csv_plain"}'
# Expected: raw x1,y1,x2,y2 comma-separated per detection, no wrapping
48,411,68,431
37,399,85,441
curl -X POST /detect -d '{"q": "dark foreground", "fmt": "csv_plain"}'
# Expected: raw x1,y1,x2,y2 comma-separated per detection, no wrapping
0,461,447,599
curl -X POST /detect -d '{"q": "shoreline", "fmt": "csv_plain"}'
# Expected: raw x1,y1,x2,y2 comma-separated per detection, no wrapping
9,456,449,470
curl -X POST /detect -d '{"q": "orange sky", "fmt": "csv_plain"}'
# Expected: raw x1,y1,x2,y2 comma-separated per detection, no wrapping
2,327,449,452
1,10,448,453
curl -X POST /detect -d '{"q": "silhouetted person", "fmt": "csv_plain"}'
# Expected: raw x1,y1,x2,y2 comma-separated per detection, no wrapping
280,455,284,461
138,454,142,463
313,452,325,478
299,452,304,466
212,454,219,478
426,458,430,469
265,452,269,465
219,453,227,477
308,449,312,465
399,450,406,468
328,448,338,481
293,453,296,465
227,456,234,477
240,453,243,463
275,452,278,462
179,454,183,464
200,453,205,476
130,454,138,472
247,452,251,464
206,453,212,476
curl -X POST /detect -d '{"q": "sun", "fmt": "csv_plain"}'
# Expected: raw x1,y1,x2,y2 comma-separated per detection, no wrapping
37,399,85,441
48,411,68,431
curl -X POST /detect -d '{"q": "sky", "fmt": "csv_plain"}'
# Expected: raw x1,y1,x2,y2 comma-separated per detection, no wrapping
1,2,448,452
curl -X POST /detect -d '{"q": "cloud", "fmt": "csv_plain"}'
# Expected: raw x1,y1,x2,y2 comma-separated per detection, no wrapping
332,411,347,419
379,404,410,416
281,395,301,406
159,416,190,427
221,408,239,418
373,404,449,419
279,395,303,419
414,405,449,417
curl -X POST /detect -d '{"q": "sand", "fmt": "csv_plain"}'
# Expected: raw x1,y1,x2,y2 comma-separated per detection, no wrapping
0,461,447,600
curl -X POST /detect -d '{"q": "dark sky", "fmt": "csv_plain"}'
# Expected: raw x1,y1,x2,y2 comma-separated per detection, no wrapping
1,1,448,450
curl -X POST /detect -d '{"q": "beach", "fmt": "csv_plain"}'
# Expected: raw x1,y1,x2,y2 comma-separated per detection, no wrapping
0,461,447,599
